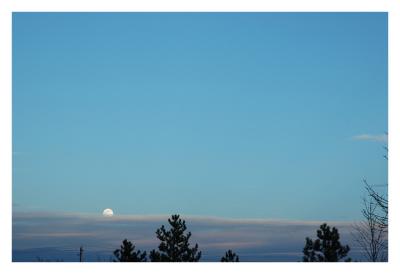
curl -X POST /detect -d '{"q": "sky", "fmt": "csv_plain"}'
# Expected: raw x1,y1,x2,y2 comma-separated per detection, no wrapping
12,13,387,222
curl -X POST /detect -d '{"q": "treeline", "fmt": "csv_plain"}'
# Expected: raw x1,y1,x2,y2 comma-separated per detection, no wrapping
36,193,387,262
110,214,352,262
112,214,238,262
37,208,386,262
53,198,386,263
36,184,387,263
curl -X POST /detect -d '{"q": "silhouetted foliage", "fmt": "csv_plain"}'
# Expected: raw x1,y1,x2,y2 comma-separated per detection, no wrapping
364,180,388,231
303,223,351,262
220,250,239,262
363,133,388,231
352,197,387,262
353,141,388,261
149,214,201,262
113,239,147,262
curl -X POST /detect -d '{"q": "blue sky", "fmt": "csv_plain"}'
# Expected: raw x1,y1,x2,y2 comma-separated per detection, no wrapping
12,13,387,221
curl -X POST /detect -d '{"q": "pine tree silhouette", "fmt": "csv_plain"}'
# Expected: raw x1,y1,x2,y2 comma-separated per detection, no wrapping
113,239,147,262
149,214,201,262
303,223,351,262
220,250,239,262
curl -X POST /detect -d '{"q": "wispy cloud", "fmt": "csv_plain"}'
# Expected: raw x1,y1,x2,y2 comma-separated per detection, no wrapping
352,134,387,143
12,210,364,262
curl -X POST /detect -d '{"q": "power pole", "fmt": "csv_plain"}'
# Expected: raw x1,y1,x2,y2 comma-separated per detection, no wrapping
79,246,84,262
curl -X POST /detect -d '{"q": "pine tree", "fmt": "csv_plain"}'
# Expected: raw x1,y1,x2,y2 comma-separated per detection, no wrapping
220,250,239,262
303,223,351,262
149,214,201,262
113,239,147,262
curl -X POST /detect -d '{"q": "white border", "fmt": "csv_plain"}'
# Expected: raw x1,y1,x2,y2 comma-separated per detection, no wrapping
1,0,399,274
0,0,395,12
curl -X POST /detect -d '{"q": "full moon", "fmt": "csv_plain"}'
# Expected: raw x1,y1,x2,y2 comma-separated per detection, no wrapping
102,208,114,217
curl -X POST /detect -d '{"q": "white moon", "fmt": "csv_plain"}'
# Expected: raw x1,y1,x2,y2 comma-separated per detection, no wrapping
102,208,114,217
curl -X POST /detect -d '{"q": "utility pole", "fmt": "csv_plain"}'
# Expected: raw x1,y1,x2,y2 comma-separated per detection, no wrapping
79,246,84,262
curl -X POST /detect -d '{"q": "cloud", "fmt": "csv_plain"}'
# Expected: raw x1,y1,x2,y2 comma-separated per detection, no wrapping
352,134,387,143
12,210,367,262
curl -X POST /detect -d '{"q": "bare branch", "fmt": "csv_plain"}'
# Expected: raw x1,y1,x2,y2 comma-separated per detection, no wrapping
352,196,387,261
